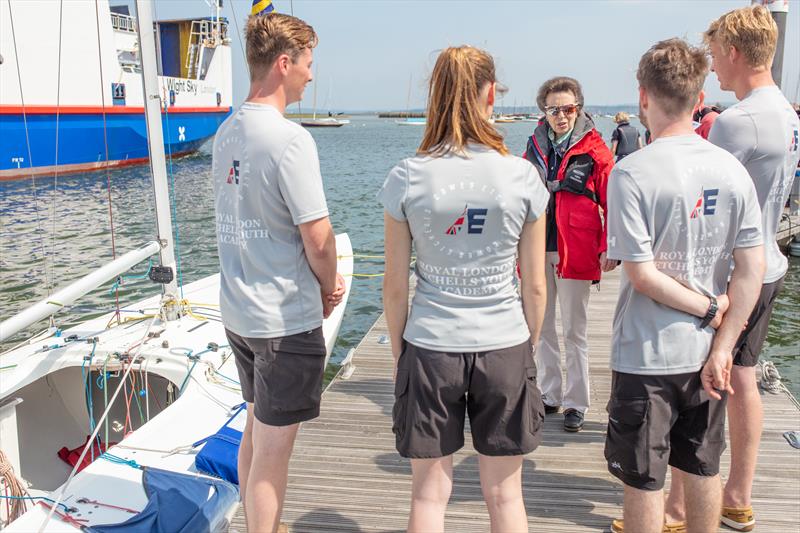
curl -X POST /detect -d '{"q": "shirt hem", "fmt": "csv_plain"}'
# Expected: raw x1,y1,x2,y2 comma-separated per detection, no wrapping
402,333,531,354
293,209,329,225
223,320,323,340
610,363,704,376
606,252,654,262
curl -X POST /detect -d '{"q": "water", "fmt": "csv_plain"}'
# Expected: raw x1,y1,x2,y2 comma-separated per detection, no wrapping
2,115,798,395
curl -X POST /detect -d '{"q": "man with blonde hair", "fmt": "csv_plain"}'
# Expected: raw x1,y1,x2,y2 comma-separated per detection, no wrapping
605,37,764,533
213,12,344,533
662,6,800,532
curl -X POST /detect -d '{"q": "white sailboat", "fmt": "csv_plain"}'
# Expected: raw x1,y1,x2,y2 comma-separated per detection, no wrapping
0,1,353,531
395,74,426,126
301,70,347,128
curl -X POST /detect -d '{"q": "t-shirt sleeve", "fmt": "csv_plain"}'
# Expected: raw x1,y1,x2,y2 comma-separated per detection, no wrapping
524,163,549,222
606,168,653,262
277,132,329,225
378,161,408,221
708,108,756,164
734,174,764,248
611,128,620,142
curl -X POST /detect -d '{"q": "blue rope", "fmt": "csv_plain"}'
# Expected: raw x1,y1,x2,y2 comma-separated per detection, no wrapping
101,452,141,470
161,103,184,298
0,495,72,513
109,258,153,295
213,370,240,386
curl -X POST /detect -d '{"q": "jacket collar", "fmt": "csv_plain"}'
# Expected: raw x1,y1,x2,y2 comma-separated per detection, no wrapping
533,110,596,157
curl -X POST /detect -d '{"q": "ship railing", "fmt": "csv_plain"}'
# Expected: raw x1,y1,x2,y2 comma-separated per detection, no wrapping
111,12,137,33
185,20,218,79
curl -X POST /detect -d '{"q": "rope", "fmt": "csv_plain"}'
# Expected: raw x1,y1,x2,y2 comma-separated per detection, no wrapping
93,0,120,324
7,0,53,299
109,258,153,295
759,360,782,394
50,0,65,298
38,316,158,532
228,0,248,76
161,93,185,298
0,450,29,524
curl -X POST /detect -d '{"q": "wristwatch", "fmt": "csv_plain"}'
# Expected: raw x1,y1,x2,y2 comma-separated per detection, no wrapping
699,295,718,329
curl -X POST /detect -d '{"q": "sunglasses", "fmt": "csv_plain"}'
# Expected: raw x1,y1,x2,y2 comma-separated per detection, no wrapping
544,104,580,117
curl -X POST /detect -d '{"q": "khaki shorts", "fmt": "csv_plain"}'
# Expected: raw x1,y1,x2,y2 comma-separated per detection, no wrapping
604,370,727,491
393,340,544,458
226,328,326,426
734,276,784,367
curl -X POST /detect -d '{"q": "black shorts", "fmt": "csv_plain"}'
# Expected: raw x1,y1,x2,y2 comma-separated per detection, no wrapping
226,328,326,427
392,340,544,459
733,276,785,367
604,370,727,491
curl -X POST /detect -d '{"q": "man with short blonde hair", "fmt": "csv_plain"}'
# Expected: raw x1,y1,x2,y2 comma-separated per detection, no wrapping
663,6,800,532
605,37,765,533
213,11,344,533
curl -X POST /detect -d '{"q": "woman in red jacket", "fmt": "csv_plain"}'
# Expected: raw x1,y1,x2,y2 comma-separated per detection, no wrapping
523,77,616,432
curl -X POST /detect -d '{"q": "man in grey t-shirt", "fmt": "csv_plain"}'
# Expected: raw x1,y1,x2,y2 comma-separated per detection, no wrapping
604,39,764,533
661,7,800,532
212,14,343,533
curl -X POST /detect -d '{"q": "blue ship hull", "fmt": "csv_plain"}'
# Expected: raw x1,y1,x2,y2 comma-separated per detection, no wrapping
0,108,231,179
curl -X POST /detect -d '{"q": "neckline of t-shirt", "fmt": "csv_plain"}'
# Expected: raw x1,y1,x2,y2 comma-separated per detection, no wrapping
240,101,282,114
650,133,699,145
743,85,780,100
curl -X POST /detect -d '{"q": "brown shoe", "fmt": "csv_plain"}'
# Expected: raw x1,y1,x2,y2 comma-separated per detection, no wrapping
610,518,686,533
721,506,755,531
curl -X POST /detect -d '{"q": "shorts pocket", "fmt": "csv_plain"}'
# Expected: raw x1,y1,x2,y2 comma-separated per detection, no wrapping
605,397,650,476
392,369,410,438
525,366,545,435
267,332,326,413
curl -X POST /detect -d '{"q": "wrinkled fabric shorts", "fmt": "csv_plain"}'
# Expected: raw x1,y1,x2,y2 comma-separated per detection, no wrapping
393,340,544,458
226,327,326,426
604,370,727,491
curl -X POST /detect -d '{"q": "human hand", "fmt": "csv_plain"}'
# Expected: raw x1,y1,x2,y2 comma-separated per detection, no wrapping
599,252,618,272
701,349,734,400
326,273,346,307
709,294,729,330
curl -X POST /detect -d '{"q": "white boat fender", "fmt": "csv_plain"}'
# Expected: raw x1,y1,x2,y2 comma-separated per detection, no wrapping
788,236,800,258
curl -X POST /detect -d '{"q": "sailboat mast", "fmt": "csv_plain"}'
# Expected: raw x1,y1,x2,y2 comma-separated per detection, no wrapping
134,0,178,297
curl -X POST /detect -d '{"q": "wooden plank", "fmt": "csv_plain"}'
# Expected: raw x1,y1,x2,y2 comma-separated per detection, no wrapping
230,270,800,532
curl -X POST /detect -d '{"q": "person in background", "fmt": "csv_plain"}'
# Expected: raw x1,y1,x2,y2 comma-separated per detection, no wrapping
213,13,345,533
610,111,643,161
692,91,722,140
523,77,616,432
605,37,764,533
659,6,800,532
381,46,549,533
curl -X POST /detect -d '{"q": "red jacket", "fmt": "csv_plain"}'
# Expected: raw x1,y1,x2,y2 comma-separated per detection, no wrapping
523,113,614,281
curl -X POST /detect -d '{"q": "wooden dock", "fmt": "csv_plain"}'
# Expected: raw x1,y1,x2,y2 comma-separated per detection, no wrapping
231,270,800,532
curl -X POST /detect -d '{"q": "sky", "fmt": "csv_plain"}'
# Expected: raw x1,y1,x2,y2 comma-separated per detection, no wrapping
153,0,800,111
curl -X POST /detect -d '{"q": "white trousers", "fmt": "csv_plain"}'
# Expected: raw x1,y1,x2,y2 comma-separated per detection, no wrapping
536,252,591,413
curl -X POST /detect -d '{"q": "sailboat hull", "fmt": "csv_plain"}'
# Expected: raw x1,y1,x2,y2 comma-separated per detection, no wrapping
0,106,232,180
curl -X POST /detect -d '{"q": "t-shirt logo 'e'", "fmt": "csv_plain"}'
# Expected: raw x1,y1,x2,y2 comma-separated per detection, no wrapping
689,187,719,219
226,160,240,185
445,204,488,235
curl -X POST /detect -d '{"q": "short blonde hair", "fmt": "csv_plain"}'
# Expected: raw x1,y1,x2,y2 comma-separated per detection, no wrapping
704,5,777,68
614,112,630,123
637,38,709,118
418,46,507,157
245,13,317,81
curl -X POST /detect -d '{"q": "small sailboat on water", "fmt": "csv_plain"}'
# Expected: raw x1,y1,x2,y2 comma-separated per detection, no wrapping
301,70,347,128
395,74,426,126
0,1,353,531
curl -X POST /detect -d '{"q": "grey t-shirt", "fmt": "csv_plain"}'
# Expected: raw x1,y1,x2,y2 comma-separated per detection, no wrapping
607,134,762,375
213,103,329,338
379,145,549,352
708,85,800,284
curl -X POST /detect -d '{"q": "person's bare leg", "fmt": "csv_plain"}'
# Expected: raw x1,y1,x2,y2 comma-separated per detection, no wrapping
478,455,527,533
238,404,255,509
683,472,722,533
245,419,300,533
408,456,453,533
724,365,762,508
664,467,686,523
623,485,664,533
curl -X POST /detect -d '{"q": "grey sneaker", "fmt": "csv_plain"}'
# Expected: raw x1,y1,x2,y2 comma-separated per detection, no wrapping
563,408,584,432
